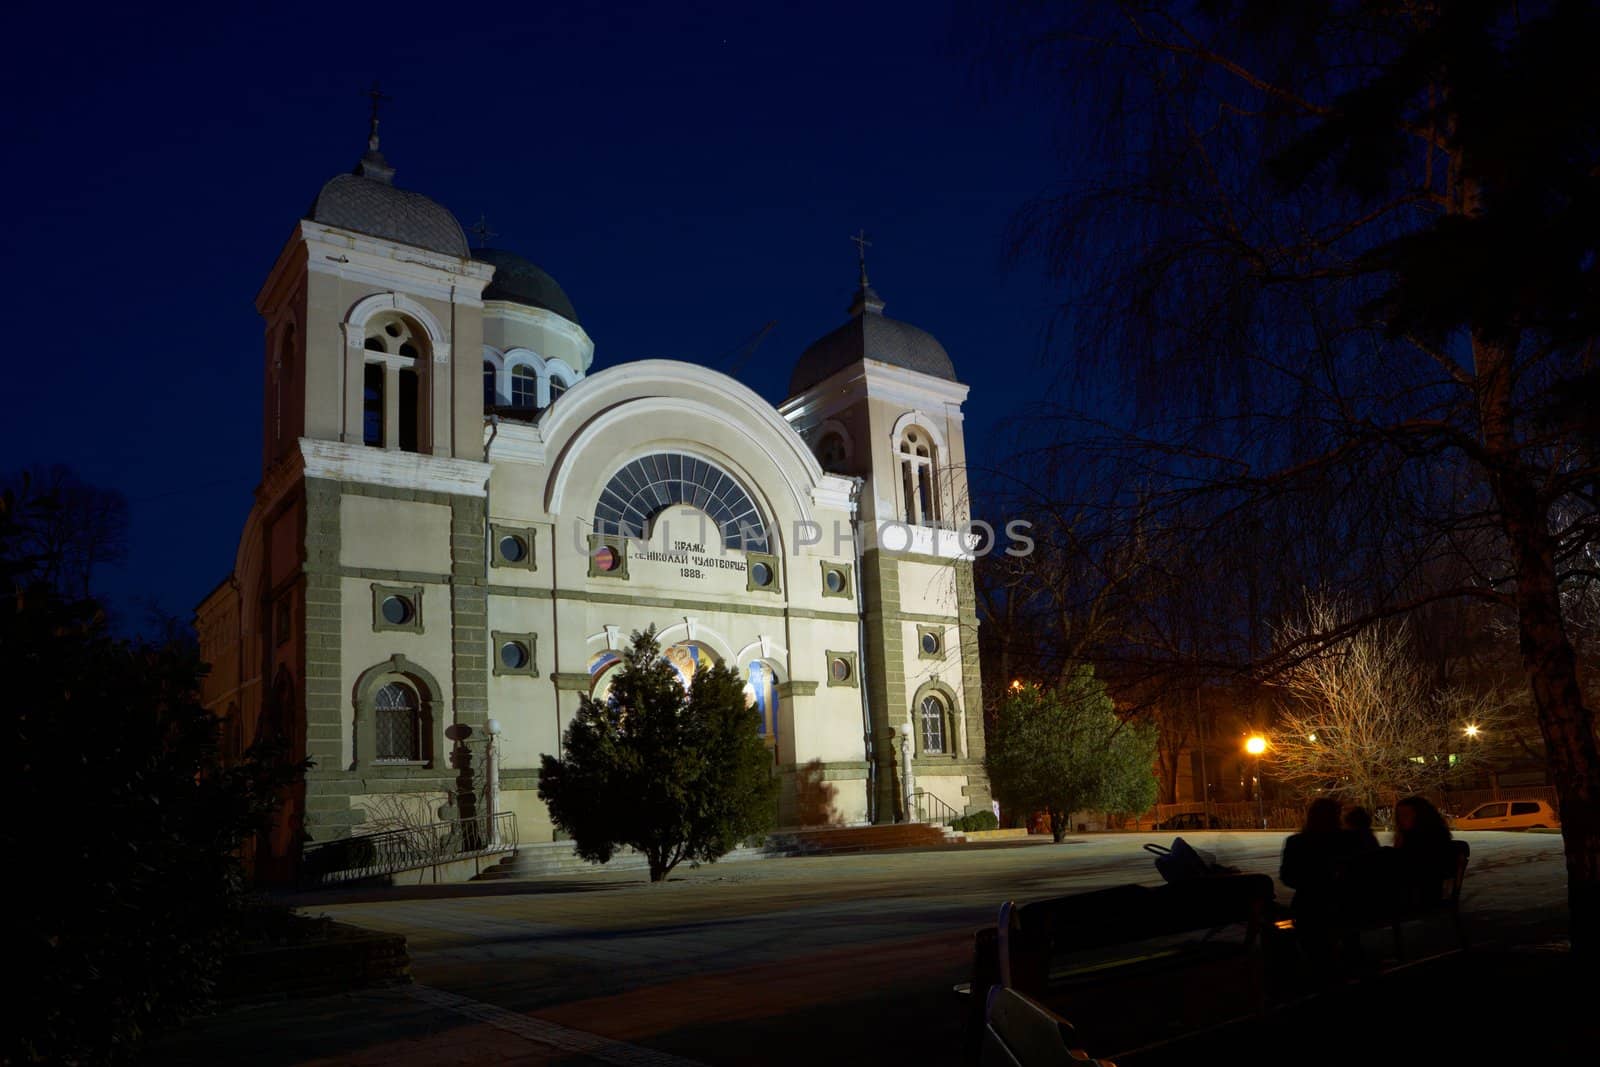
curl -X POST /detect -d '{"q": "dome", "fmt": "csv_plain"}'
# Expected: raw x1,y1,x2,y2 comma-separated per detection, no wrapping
305,148,469,258
789,284,956,396
474,248,581,324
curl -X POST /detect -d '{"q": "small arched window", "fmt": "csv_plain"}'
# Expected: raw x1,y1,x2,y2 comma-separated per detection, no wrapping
483,361,497,409
374,681,422,762
919,693,948,755
899,427,939,527
511,366,538,409
817,432,847,471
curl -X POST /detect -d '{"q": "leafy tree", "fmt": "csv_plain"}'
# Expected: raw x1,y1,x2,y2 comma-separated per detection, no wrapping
985,669,1158,842
537,629,777,882
3,485,304,1063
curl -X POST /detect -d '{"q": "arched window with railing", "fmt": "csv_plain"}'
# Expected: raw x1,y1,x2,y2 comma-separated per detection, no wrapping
361,312,428,453
898,425,939,527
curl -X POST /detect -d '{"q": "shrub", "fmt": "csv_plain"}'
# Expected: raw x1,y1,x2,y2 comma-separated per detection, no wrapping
951,811,1000,833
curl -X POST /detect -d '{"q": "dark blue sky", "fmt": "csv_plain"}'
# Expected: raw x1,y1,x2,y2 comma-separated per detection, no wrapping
0,0,1062,628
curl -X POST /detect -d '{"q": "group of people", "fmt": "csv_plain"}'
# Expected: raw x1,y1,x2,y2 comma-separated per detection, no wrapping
1279,795,1458,965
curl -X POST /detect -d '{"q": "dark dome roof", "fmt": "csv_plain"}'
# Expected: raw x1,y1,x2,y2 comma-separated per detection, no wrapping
474,248,580,324
789,285,955,396
306,150,469,257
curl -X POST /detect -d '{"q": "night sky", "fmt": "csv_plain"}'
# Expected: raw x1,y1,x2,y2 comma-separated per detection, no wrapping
1,1,1061,630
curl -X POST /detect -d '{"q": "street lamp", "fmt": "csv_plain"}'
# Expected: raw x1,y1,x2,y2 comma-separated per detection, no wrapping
485,718,503,846
1244,734,1268,829
899,722,916,822
1464,723,1480,739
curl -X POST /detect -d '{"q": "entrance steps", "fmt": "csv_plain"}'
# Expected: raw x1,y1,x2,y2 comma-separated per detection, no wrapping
473,840,768,880
476,822,965,879
767,821,961,856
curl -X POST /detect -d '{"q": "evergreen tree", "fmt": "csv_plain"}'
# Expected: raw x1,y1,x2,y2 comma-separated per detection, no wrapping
4,482,304,1063
985,669,1158,842
538,629,778,882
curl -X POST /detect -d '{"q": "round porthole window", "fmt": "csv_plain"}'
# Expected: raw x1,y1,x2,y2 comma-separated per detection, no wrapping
921,631,941,655
824,568,845,594
751,561,773,588
380,595,413,626
830,656,851,683
500,641,529,670
498,534,527,563
593,546,619,572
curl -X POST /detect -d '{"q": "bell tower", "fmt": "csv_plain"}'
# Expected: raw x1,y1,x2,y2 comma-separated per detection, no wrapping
779,240,989,823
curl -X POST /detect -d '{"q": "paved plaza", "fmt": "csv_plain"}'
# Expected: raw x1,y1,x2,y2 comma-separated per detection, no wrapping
154,832,1570,1066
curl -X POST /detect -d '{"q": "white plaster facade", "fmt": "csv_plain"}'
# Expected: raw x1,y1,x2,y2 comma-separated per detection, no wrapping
196,143,989,879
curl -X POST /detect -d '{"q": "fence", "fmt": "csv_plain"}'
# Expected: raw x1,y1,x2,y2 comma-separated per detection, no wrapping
301,810,517,885
1147,785,1561,831
1146,801,1303,830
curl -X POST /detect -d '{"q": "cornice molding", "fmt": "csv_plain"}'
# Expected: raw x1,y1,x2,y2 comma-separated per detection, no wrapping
298,438,492,498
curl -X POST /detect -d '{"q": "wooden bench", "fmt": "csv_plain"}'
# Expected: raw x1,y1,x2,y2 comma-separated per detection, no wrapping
964,876,1276,1063
981,986,1117,1067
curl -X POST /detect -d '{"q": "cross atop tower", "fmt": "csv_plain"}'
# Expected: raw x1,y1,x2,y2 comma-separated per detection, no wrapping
469,214,499,248
364,81,391,151
850,229,872,287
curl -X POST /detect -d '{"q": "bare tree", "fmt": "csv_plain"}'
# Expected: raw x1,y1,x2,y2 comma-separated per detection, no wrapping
2,465,128,598
997,0,1600,957
1269,595,1509,811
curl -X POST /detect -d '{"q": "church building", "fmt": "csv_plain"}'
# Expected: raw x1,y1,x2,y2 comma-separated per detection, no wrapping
196,117,989,877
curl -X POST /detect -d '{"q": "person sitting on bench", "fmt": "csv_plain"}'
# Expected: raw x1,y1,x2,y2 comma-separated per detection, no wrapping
1390,795,1456,908
1280,798,1356,962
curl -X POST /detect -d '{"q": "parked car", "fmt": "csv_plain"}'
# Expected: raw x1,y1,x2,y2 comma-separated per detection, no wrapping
1450,799,1560,831
1155,812,1223,831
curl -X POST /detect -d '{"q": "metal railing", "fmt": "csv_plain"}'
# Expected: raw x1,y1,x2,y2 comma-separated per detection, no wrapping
910,789,962,826
302,810,517,885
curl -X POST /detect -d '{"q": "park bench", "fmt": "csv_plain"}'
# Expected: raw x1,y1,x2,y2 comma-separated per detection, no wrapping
1274,839,1471,962
964,875,1276,1063
980,986,1117,1067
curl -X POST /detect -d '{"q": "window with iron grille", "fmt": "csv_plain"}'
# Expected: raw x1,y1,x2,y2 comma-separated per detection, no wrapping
920,694,947,755
374,681,421,761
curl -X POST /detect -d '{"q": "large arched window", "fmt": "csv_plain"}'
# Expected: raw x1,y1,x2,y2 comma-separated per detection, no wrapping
593,452,769,551
898,426,939,527
919,693,948,755
374,681,422,762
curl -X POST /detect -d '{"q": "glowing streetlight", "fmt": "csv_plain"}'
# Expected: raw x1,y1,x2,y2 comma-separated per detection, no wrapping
1464,723,1480,739
1009,679,1024,691
1244,734,1268,829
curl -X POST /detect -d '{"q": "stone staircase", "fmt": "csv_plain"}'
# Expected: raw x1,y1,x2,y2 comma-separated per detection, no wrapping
767,822,962,856
476,822,966,880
